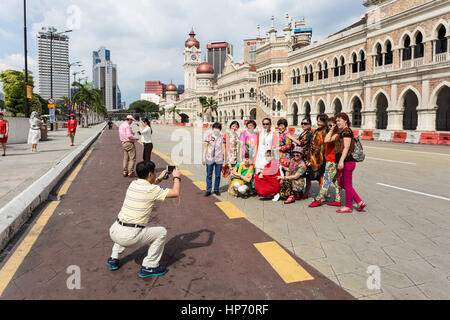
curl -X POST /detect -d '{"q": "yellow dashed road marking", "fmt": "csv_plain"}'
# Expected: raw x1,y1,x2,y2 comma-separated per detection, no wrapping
153,149,169,160
193,181,206,191
254,241,314,284
180,170,192,176
57,149,93,197
215,201,247,219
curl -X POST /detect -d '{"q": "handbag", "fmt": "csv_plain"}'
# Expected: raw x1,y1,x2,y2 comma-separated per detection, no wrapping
351,136,365,162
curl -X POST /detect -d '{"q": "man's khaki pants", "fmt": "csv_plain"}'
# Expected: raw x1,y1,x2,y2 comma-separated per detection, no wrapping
109,221,167,268
122,142,136,175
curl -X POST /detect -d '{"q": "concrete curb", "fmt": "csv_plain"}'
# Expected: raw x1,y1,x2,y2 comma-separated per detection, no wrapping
0,124,106,252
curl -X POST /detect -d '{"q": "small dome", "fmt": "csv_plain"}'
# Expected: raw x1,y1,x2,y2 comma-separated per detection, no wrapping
185,28,200,49
166,83,177,92
249,64,257,72
197,61,214,74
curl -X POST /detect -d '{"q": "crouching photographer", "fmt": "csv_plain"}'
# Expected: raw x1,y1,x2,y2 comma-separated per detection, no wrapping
107,161,181,278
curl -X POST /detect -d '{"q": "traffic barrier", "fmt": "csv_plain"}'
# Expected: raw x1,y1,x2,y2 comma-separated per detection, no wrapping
352,130,360,138
405,132,421,144
288,128,296,135
438,133,450,145
362,130,374,140
392,132,407,143
420,132,438,144
378,131,392,142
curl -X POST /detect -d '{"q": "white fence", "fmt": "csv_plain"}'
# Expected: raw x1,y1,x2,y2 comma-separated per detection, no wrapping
3,117,29,144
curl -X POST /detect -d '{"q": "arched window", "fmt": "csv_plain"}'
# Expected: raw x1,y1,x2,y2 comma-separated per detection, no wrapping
309,65,314,82
318,62,323,80
272,99,276,111
304,66,309,83
324,61,329,79
360,52,366,71
436,25,448,54
292,70,296,86
385,41,393,65
272,70,277,83
277,69,282,83
352,53,358,73
376,43,383,66
296,68,301,85
340,57,346,75
415,32,424,58
333,58,339,77
352,98,363,128
277,101,281,111
403,36,412,61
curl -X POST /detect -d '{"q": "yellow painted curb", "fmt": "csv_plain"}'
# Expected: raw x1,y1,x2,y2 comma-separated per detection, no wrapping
215,201,247,219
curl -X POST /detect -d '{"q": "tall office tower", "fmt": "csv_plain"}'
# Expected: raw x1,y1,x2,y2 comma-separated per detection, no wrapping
145,81,166,97
92,47,119,111
206,41,233,82
117,85,122,109
37,27,70,101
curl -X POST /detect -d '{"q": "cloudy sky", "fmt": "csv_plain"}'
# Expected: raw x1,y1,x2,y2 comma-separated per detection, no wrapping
0,0,366,106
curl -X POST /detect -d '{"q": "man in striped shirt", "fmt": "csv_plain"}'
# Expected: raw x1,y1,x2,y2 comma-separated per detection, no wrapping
107,161,181,278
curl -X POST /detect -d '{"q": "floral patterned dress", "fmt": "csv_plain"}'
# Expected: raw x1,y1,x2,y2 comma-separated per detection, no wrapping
279,158,307,198
240,130,258,164
278,131,292,167
296,129,313,161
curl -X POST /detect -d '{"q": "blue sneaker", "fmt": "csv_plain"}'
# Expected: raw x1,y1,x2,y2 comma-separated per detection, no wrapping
106,257,120,271
138,265,168,278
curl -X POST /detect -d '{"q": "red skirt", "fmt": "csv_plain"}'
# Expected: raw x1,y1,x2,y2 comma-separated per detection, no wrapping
255,173,281,197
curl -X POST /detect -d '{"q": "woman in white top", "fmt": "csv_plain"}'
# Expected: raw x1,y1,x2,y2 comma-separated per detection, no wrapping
28,111,43,152
254,118,277,174
138,118,153,161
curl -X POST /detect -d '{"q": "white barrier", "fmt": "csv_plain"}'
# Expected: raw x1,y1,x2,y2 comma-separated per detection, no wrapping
405,132,421,144
378,131,393,142
3,117,29,144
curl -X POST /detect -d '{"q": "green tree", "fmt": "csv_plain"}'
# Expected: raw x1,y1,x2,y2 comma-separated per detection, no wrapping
168,105,180,123
199,96,218,122
72,81,107,116
129,100,159,114
0,98,5,110
0,69,35,116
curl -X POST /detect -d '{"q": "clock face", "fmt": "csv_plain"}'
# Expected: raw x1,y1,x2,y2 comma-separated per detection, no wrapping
191,54,197,60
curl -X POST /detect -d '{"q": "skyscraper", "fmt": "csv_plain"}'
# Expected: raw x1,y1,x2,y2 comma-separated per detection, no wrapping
92,47,120,111
37,27,70,101
206,41,233,82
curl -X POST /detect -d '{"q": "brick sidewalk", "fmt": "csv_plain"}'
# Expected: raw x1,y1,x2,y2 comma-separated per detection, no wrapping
0,126,353,300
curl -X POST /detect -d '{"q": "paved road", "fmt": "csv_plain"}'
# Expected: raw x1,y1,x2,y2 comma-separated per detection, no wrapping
148,124,450,300
0,125,353,300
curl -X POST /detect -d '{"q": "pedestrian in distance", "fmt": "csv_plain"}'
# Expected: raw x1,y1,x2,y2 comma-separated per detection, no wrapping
0,112,9,156
28,111,43,152
108,119,113,130
309,117,342,208
138,118,153,162
229,152,254,198
67,114,77,147
334,112,366,214
107,161,181,278
202,122,225,197
119,115,138,177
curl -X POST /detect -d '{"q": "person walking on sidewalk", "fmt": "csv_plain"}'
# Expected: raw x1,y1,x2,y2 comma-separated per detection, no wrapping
119,115,138,177
107,161,181,278
138,118,153,162
202,122,225,197
0,112,9,156
28,111,42,152
67,114,77,147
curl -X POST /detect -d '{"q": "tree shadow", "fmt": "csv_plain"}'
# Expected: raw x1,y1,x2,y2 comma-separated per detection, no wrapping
120,229,215,268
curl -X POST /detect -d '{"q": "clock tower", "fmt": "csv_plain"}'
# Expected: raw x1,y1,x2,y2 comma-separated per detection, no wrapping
184,28,201,92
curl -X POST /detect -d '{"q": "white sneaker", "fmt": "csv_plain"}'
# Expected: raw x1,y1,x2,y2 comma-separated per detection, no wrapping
272,193,280,202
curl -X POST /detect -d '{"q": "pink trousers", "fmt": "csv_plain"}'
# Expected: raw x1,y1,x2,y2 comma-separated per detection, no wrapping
338,161,362,209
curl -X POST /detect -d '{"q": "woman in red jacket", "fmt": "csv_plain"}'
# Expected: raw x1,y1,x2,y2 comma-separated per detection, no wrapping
67,114,77,146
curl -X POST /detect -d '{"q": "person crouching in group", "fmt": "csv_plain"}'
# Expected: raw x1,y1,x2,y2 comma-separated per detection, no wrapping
229,152,254,198
278,146,307,204
254,150,281,201
202,122,225,197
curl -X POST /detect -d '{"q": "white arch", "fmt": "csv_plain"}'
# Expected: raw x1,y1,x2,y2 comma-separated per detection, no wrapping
303,99,312,113
316,98,327,114
372,40,383,55
323,59,329,68
429,81,450,107
398,85,422,110
331,96,343,110
316,60,322,70
399,31,413,47
412,26,427,41
350,50,358,61
383,36,395,51
371,88,391,110
349,93,364,111
432,20,449,39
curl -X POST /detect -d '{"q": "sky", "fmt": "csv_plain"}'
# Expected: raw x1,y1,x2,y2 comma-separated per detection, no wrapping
0,0,366,106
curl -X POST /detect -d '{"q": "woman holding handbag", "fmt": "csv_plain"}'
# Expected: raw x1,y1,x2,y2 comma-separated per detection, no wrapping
334,112,366,213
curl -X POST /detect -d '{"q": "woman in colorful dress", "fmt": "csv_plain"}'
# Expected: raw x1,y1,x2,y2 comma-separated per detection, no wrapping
276,119,292,173
254,118,278,175
289,118,313,199
278,146,307,204
67,114,77,147
254,150,281,200
309,117,342,208
229,152,254,198
224,121,241,177
0,112,9,156
240,120,258,165
334,112,366,214
28,111,42,152
202,122,226,197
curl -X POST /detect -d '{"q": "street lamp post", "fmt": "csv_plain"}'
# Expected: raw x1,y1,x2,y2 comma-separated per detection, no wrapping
68,61,81,104
23,0,30,117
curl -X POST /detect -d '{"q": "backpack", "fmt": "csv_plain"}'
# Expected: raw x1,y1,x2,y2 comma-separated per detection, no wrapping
352,136,365,162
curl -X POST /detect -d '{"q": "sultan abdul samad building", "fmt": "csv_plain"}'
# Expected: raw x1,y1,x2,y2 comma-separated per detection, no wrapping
160,0,450,132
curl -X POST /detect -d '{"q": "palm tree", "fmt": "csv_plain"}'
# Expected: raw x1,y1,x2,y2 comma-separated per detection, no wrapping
72,81,106,123
159,108,166,122
167,105,180,123
199,96,218,122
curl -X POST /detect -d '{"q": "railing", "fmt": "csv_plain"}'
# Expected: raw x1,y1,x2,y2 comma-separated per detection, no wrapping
375,64,393,73
414,57,424,67
434,52,449,63
401,59,412,69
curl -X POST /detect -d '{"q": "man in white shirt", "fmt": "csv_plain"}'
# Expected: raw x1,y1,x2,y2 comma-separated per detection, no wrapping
138,118,153,161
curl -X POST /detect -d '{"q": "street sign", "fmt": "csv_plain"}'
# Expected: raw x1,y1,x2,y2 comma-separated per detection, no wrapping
48,98,55,105
27,85,32,99
48,104,55,109
49,108,55,123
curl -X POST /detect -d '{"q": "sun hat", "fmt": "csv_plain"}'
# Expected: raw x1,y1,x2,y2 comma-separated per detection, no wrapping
126,115,136,121
292,146,303,154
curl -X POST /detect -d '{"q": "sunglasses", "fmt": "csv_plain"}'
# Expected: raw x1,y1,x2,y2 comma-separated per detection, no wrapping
263,123,270,126
301,122,309,125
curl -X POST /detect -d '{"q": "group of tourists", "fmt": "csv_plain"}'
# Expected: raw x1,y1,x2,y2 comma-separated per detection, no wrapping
202,112,366,213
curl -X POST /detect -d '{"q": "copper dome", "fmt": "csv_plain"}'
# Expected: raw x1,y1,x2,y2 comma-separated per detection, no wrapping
185,28,200,49
197,61,214,74
166,83,177,92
